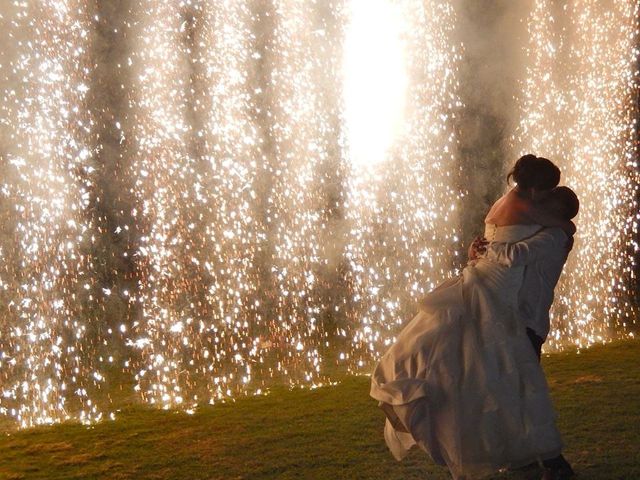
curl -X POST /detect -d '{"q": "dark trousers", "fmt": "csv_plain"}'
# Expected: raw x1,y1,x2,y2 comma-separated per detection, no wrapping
526,327,544,361
526,327,573,473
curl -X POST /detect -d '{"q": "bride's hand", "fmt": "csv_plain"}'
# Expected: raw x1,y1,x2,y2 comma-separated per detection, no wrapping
468,236,488,261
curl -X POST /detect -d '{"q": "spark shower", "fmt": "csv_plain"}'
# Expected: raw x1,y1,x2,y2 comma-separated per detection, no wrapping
0,0,638,428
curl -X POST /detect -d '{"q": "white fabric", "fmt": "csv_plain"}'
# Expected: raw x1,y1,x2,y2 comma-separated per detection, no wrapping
485,227,568,339
370,224,563,480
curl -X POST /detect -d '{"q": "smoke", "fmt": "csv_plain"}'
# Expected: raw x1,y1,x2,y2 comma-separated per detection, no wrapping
451,0,531,240
86,0,139,343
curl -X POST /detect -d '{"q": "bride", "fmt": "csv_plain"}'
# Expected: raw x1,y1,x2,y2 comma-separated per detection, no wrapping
370,154,575,480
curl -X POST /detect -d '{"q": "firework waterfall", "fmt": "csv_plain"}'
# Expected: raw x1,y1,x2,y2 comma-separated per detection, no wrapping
0,0,638,427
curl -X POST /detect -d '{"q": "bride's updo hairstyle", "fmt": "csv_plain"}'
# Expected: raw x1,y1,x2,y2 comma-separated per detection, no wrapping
507,154,560,190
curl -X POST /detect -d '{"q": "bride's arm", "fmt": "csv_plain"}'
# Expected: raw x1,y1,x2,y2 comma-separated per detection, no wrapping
485,229,568,267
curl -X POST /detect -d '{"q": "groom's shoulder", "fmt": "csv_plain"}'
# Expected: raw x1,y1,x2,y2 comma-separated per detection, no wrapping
540,227,569,247
542,226,567,237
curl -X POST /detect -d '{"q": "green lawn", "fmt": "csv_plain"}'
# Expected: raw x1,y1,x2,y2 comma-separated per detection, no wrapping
0,340,638,480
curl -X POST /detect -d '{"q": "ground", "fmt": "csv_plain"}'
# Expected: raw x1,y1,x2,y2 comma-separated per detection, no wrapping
0,340,638,480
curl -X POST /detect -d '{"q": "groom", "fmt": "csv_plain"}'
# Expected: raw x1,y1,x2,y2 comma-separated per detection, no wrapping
471,186,579,480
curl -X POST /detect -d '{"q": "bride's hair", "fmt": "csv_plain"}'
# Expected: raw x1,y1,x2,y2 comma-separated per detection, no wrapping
550,186,579,219
508,154,560,190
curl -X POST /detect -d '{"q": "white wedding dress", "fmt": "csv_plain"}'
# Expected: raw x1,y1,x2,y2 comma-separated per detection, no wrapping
370,224,563,480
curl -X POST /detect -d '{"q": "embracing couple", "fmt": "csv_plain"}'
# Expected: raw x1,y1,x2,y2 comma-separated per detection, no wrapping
370,154,578,480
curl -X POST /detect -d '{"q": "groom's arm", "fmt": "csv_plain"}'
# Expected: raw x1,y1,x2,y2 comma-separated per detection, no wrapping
484,229,567,267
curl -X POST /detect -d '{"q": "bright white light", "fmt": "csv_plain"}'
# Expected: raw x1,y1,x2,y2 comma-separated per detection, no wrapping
343,0,408,168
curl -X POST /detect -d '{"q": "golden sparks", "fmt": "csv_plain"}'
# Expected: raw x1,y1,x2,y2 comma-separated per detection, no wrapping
0,0,637,428
513,0,640,350
341,0,463,371
0,0,105,427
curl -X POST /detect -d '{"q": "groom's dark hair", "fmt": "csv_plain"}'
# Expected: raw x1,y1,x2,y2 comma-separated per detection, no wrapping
508,154,560,190
550,186,579,219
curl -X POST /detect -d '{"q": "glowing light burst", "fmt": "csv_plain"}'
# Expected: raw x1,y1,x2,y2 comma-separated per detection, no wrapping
342,0,408,167
513,0,640,350
341,0,464,371
0,1,105,427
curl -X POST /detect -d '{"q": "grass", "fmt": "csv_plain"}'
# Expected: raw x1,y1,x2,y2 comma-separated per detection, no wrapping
0,340,638,480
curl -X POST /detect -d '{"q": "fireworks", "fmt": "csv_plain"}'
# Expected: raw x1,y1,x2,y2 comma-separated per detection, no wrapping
0,0,105,427
127,0,203,409
0,0,637,428
513,0,640,350
341,0,463,370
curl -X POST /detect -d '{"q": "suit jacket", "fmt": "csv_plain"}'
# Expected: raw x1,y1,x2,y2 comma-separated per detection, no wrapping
484,227,569,339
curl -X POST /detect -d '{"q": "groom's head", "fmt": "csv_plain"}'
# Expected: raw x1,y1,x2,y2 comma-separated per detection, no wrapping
543,186,579,220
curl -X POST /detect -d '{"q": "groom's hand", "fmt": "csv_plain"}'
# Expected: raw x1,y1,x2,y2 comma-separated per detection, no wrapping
468,236,488,261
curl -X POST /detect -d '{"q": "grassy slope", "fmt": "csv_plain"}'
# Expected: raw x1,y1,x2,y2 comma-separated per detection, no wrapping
0,340,638,480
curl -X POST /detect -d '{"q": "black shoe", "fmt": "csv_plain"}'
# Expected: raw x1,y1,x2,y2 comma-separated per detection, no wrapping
541,466,575,480
542,454,575,480
509,462,542,480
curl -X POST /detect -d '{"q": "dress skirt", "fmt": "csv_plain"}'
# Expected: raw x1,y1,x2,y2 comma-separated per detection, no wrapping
370,264,563,480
